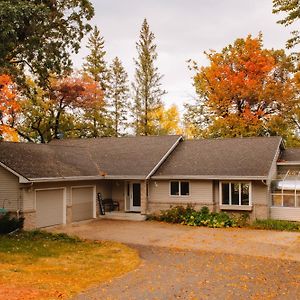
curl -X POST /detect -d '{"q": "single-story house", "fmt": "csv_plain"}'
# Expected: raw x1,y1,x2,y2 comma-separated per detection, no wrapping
0,135,299,228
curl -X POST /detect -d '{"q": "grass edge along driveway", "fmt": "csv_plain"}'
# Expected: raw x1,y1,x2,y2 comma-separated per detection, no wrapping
0,230,140,300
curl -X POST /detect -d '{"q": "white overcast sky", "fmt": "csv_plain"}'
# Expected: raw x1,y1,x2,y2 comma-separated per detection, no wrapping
72,0,293,112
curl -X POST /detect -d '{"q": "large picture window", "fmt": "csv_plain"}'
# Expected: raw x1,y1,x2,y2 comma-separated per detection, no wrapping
220,182,251,206
170,181,190,196
271,177,300,208
272,191,300,208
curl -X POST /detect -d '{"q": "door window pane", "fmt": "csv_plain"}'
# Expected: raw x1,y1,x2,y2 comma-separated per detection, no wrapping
297,195,300,207
241,183,249,205
170,181,179,195
282,194,295,207
272,194,282,207
222,183,230,204
180,182,189,196
231,183,239,205
132,184,141,206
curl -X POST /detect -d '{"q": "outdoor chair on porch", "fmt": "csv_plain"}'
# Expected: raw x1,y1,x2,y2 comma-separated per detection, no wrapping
97,193,119,214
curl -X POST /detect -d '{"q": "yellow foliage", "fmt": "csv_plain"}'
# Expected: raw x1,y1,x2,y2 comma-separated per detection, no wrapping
0,240,140,300
148,104,182,135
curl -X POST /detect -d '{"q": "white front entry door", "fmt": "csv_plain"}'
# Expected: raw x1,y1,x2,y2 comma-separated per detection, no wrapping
129,182,141,212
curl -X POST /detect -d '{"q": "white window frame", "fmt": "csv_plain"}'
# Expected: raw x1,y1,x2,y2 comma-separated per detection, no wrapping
219,182,252,207
271,190,299,208
169,181,190,197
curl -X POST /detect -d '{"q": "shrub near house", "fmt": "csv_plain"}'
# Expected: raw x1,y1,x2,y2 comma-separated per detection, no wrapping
0,211,24,234
154,206,237,228
154,205,300,232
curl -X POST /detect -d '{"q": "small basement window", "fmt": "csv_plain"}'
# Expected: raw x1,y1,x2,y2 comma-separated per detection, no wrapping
220,182,251,206
170,181,190,196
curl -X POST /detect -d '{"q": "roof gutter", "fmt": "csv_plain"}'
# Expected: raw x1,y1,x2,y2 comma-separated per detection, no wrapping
146,135,183,180
277,161,300,166
0,162,30,183
151,175,268,180
28,174,146,183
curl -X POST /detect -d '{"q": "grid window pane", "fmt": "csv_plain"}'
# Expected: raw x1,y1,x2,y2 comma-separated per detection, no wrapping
241,183,249,205
231,183,239,205
222,183,230,205
180,182,189,196
170,181,179,196
272,194,282,207
282,194,295,207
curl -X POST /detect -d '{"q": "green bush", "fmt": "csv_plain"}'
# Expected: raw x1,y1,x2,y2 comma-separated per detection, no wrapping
251,219,300,232
154,205,236,228
158,205,195,224
0,212,24,234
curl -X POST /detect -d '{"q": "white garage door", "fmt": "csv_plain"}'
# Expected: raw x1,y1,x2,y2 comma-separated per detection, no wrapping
36,189,65,228
72,187,94,222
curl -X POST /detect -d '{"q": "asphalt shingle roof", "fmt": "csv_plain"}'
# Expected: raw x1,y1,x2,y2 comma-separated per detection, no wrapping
280,148,300,162
153,136,282,178
0,136,181,180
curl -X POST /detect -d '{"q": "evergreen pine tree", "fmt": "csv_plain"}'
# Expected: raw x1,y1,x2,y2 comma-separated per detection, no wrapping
132,18,166,135
107,57,130,137
82,26,110,137
84,26,108,91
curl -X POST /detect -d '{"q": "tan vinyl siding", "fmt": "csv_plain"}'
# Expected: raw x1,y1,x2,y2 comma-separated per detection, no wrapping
252,181,268,205
22,189,35,211
0,166,21,211
149,180,213,204
270,207,300,221
213,181,219,205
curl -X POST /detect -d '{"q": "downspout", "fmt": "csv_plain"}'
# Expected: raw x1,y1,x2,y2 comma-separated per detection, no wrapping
145,179,149,215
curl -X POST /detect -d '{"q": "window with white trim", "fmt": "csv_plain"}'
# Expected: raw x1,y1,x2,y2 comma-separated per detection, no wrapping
271,177,300,208
272,191,300,207
220,182,251,206
170,181,190,196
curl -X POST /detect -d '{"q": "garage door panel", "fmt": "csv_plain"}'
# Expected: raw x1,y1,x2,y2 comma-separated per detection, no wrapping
36,189,64,228
72,187,94,222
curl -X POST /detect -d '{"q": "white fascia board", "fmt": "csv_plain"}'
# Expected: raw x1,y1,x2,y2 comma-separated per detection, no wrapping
0,162,30,183
267,137,283,184
29,175,146,183
277,162,300,166
151,175,267,180
146,136,183,180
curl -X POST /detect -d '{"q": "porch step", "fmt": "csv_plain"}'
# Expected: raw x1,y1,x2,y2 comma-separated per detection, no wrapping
99,212,147,221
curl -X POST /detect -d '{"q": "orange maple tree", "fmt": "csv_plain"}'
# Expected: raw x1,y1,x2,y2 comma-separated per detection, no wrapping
16,74,105,143
191,34,296,138
0,75,19,141
49,74,104,139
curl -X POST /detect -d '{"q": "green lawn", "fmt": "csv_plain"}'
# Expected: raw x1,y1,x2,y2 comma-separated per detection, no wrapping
250,219,300,232
0,231,140,300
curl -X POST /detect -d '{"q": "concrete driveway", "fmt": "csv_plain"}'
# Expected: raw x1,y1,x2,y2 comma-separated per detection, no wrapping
51,219,300,262
49,220,300,299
